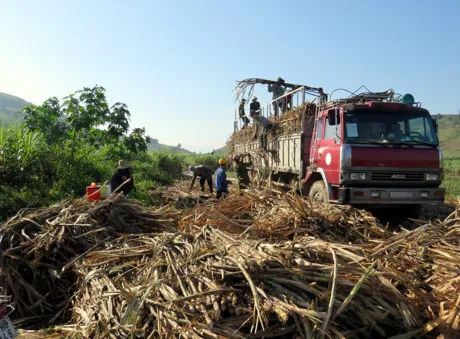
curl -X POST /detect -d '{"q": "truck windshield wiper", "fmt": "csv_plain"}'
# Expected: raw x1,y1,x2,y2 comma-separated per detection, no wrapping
393,140,437,147
347,139,390,146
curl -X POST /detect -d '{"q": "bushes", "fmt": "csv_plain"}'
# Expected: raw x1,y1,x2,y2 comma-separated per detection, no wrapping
0,121,226,220
49,151,112,199
133,151,183,185
182,153,225,170
442,154,460,199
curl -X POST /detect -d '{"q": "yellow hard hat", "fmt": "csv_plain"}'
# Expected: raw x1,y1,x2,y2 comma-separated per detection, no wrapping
218,158,227,165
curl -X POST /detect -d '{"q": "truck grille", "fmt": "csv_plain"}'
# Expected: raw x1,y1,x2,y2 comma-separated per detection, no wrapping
370,171,425,181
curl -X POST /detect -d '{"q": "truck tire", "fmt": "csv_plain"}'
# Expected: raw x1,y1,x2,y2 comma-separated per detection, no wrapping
308,181,328,203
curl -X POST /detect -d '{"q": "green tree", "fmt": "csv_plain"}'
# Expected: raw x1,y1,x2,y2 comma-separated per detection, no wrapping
23,86,136,158
22,85,149,197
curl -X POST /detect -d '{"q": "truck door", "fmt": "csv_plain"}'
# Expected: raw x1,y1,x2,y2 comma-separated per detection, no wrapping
310,115,324,166
315,109,342,185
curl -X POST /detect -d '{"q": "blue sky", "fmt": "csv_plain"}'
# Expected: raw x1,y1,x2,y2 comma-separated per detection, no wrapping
1,0,459,152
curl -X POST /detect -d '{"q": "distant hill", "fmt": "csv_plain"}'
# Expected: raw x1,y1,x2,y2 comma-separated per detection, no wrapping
214,145,227,154
437,114,460,154
0,92,30,126
147,138,193,153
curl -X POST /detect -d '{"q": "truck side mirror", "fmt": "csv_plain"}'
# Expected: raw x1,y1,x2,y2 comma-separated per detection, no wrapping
431,116,438,133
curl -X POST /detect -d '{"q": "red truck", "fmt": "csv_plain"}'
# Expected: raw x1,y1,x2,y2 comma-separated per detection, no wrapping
230,85,445,218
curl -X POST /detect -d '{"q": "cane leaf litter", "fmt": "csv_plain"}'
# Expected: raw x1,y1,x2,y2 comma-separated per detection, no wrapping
0,183,458,338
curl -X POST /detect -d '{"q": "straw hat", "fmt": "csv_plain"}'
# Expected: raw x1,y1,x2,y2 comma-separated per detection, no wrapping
117,160,132,170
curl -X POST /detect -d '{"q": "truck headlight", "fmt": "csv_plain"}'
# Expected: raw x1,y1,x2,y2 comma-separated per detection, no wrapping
350,173,367,180
340,144,352,170
425,173,439,181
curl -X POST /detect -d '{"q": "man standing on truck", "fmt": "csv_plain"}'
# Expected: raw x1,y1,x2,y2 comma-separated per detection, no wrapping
250,111,273,150
267,77,285,116
215,158,232,199
233,154,252,190
190,165,214,193
238,98,250,129
250,96,261,115
318,87,328,104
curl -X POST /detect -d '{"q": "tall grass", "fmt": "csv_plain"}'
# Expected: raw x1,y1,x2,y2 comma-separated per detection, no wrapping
442,154,460,199
0,124,53,217
181,153,225,170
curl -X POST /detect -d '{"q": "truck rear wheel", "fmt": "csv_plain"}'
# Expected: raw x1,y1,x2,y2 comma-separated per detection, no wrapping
309,181,328,203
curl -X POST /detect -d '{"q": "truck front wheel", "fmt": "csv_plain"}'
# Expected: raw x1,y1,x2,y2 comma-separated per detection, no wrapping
309,181,328,203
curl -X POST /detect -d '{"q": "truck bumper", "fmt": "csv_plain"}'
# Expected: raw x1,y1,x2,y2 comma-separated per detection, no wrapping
338,187,445,205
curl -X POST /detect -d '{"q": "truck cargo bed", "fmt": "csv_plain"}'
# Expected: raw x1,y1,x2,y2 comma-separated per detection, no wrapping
233,133,303,175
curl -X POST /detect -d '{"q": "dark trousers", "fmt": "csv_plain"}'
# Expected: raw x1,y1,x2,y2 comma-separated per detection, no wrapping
284,95,292,111
272,101,282,117
240,116,250,128
200,176,213,192
260,124,273,149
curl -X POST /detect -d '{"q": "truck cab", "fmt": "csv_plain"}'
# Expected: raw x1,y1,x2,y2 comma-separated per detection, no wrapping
305,98,445,216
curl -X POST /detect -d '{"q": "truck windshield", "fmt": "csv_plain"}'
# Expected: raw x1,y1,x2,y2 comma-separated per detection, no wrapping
343,109,438,146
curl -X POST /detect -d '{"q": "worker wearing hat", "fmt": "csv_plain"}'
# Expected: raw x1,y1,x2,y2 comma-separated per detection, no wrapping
267,77,286,117
249,96,261,116
109,159,135,195
215,158,232,199
189,165,214,193
238,98,250,129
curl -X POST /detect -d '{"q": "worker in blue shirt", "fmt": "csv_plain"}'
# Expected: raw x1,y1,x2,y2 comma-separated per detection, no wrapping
215,158,232,199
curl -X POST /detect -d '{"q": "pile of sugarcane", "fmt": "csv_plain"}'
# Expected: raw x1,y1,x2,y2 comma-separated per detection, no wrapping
227,102,316,157
161,180,216,209
53,203,459,338
60,229,409,338
179,188,389,242
1,184,459,338
0,193,176,327
367,209,460,338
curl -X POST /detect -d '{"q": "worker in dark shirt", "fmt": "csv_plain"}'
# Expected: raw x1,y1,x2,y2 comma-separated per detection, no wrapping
250,96,261,115
250,111,273,150
233,154,252,190
190,165,214,192
110,160,135,195
267,77,286,116
318,87,328,104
